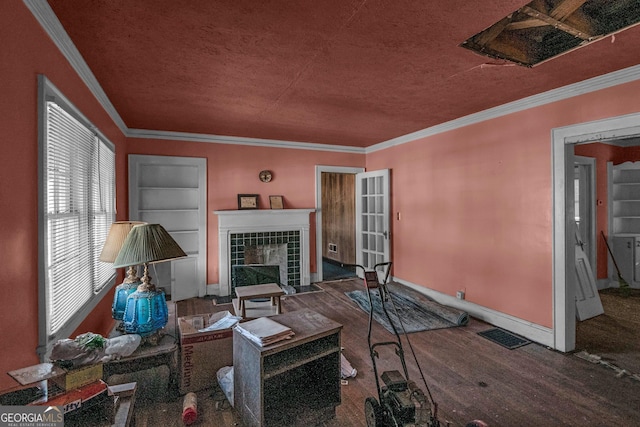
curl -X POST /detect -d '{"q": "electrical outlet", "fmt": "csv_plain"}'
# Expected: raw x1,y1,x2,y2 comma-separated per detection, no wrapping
456,290,465,300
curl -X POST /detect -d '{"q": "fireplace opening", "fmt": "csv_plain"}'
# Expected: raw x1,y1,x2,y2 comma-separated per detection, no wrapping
231,264,282,297
230,231,300,291
231,243,291,296
244,243,288,285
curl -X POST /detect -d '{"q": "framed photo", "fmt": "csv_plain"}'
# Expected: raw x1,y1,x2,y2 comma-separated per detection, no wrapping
238,194,259,210
269,195,284,209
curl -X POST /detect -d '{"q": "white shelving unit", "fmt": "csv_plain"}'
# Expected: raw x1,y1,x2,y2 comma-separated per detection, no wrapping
608,161,640,288
129,155,207,300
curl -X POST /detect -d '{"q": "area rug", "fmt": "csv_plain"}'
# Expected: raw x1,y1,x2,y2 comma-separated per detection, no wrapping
345,288,469,333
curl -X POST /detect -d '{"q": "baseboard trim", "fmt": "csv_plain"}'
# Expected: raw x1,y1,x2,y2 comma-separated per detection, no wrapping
393,276,555,348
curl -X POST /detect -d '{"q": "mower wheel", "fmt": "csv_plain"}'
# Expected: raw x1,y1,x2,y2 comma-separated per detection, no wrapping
365,396,385,427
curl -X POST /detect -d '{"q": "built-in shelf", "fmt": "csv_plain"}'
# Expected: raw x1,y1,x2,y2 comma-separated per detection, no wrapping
609,161,640,235
608,161,640,288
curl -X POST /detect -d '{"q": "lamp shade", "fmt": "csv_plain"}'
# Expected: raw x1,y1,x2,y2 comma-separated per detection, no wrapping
113,223,187,268
99,221,146,263
100,221,147,321
112,223,187,337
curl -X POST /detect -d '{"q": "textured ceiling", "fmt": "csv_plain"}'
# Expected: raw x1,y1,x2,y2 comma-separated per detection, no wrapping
47,0,640,148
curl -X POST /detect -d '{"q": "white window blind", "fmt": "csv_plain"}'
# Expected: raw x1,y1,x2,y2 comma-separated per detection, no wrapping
43,101,115,337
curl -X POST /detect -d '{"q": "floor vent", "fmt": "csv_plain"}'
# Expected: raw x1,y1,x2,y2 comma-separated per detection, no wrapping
478,328,531,350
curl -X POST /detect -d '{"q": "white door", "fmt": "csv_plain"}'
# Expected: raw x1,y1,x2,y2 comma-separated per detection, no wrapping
574,157,596,276
355,169,391,276
129,155,207,301
575,224,604,321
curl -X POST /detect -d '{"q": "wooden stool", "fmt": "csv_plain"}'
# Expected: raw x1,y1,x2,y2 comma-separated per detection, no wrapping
232,283,285,319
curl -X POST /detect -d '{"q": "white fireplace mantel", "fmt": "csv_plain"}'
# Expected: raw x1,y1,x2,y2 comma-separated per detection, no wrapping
214,209,315,296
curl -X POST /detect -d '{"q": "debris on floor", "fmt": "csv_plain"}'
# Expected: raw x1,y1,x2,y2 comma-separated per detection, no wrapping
575,350,640,381
341,353,357,379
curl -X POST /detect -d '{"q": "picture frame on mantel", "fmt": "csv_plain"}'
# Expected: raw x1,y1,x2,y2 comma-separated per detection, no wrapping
238,194,259,210
269,195,284,209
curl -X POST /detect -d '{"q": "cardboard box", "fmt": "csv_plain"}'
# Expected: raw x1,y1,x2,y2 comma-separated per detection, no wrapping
178,310,236,394
50,363,103,391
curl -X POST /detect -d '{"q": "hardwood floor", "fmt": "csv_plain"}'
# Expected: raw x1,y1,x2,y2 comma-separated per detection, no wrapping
575,288,640,376
135,279,640,426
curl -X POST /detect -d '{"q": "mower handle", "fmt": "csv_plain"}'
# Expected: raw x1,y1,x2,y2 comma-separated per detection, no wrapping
341,262,392,288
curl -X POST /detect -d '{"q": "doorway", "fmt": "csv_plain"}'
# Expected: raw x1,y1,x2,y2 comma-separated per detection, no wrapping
574,155,596,278
314,166,392,282
315,166,363,282
552,112,640,352
321,171,357,280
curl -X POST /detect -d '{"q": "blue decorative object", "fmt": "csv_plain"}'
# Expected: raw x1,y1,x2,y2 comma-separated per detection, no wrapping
112,282,139,321
122,286,169,336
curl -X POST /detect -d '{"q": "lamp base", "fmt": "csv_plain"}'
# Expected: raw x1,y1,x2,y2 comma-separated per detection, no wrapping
112,281,141,324
140,329,165,346
122,287,169,337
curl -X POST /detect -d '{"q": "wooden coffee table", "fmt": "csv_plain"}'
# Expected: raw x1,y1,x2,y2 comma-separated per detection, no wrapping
232,283,285,318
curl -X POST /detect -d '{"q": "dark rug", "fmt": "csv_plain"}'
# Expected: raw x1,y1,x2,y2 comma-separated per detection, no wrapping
478,328,531,349
345,288,469,334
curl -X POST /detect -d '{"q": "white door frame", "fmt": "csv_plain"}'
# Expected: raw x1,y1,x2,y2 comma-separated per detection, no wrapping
314,165,364,283
574,155,597,277
552,112,640,352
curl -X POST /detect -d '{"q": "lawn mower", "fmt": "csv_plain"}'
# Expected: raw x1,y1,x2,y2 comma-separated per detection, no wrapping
343,262,444,427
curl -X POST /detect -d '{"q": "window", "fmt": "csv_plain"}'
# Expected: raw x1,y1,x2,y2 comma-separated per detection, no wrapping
38,76,116,359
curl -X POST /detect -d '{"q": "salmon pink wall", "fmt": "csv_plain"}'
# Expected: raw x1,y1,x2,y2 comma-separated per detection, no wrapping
0,2,127,392
126,139,365,284
367,79,640,329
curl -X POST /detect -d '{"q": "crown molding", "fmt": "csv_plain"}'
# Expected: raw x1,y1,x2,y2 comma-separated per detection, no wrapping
24,0,129,134
27,0,640,155
25,0,363,153
367,64,640,154
126,128,366,153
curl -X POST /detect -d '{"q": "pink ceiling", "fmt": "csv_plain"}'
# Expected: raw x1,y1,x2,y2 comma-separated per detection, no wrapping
47,0,640,148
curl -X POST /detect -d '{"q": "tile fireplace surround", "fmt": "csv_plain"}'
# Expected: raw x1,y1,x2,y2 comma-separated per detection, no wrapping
214,209,314,297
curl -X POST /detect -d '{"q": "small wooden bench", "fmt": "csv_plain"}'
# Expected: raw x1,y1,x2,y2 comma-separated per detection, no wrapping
232,283,285,319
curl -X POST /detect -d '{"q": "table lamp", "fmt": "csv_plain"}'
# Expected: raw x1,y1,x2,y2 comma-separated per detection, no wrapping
113,223,187,338
100,221,146,322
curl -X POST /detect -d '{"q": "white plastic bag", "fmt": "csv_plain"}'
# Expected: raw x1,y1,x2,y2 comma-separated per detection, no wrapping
341,353,357,379
103,334,141,359
216,366,234,407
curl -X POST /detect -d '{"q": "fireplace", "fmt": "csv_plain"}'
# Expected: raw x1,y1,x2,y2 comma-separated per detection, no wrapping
214,209,314,296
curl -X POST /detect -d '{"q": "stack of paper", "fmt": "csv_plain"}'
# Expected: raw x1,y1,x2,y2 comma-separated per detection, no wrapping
198,311,242,332
234,317,294,346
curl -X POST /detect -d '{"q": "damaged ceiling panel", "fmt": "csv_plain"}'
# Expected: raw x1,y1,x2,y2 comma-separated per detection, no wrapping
460,0,640,67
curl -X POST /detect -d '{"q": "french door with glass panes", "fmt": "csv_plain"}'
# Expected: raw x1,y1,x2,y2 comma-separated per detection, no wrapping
355,169,390,278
